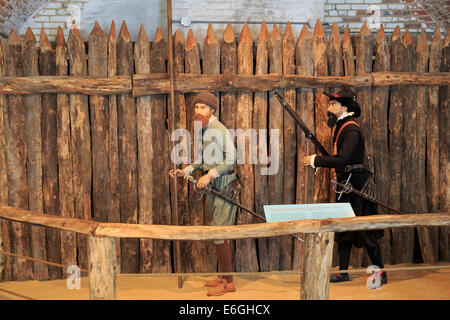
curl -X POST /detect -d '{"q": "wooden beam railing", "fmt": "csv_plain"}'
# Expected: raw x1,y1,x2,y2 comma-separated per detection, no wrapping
0,71,448,96
0,205,448,300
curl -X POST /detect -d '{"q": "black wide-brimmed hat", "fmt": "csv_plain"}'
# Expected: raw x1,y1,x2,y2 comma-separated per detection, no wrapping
323,88,361,118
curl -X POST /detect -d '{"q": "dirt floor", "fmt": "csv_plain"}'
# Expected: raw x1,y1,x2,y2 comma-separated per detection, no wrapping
0,263,449,300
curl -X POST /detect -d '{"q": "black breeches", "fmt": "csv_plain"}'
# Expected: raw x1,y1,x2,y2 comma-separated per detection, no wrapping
337,241,384,271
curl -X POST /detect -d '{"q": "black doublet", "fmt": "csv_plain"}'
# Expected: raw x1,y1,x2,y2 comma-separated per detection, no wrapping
314,116,383,248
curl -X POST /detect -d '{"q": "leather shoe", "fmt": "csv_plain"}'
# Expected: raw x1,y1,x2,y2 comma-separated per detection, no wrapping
207,281,235,296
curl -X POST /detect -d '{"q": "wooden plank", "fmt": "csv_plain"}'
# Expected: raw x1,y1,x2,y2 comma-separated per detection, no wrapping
438,32,449,262
89,22,110,224
0,36,11,281
107,21,121,271
0,206,98,235
0,76,132,95
312,19,330,204
150,28,172,273
414,29,436,264
254,21,270,272
184,29,207,273
220,23,237,130
294,24,314,270
372,25,392,265
56,27,77,268
399,29,415,263
117,21,139,273
201,24,221,273
88,235,117,300
428,28,443,261
67,26,92,272
39,29,61,279
281,22,296,271
235,23,258,272
0,71,447,96
94,213,450,240
300,232,334,300
134,25,153,273
389,27,405,265
172,30,190,273
4,29,33,281
0,206,448,241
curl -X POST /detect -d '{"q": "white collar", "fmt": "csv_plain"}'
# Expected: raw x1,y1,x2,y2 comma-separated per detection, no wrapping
338,111,354,121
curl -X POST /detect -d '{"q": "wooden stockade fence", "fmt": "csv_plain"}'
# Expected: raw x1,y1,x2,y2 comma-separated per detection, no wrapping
0,20,449,283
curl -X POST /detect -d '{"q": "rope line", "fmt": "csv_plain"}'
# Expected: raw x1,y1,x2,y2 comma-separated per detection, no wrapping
0,250,89,273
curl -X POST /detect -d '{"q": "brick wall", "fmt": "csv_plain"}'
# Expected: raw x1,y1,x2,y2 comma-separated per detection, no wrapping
323,0,437,33
0,0,443,42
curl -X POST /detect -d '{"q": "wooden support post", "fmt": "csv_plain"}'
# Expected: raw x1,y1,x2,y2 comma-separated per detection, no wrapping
300,232,334,300
88,235,117,300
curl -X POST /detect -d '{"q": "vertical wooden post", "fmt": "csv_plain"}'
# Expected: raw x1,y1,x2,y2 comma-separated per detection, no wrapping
236,23,258,272
4,29,33,281
220,23,237,131
56,27,77,268
107,21,121,271
312,19,330,204
300,232,335,300
415,29,437,264
389,27,405,264
294,25,314,270
281,22,295,270
117,21,139,273
202,24,222,273
267,24,283,271
372,25,391,264
135,25,153,273
88,235,117,300
67,26,91,271
184,29,206,273
0,36,10,281
40,28,61,279
254,21,270,272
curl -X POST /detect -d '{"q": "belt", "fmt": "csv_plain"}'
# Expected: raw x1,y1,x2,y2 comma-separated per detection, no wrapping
344,164,365,172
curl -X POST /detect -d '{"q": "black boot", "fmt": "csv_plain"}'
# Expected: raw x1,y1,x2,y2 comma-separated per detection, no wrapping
330,272,350,283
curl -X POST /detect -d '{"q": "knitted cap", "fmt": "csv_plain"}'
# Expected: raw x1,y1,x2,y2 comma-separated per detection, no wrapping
192,92,218,112
323,88,361,118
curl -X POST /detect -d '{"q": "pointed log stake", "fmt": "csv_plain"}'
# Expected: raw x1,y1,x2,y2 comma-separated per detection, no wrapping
117,21,139,273
5,29,33,281
135,24,153,274
295,24,314,270
372,24,391,264
201,24,221,273
220,23,237,130
56,26,77,269
254,21,270,272
0,33,12,281
281,22,296,270
313,19,330,204
166,0,182,288
236,23,259,272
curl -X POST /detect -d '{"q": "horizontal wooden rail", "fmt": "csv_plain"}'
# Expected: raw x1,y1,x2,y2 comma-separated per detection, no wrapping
0,72,448,96
0,205,448,240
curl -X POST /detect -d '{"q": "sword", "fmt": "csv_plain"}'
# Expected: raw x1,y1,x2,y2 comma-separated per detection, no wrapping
173,173,305,243
331,180,403,215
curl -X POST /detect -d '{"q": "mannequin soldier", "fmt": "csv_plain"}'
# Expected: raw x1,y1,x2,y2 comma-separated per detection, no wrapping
303,88,387,286
170,92,239,296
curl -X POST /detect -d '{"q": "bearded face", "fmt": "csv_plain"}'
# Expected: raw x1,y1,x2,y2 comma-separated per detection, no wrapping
193,103,213,128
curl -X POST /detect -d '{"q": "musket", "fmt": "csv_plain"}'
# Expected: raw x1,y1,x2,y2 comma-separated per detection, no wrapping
273,89,330,156
274,89,403,215
173,174,305,243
